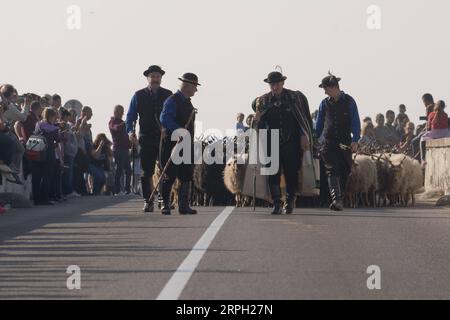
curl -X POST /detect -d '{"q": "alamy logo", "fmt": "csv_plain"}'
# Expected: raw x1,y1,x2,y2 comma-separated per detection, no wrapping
367,5,381,30
66,5,82,30
366,265,381,290
66,265,81,290
170,129,280,175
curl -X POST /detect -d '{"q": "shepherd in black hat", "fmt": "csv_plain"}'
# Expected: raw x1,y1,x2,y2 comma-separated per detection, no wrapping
158,73,200,215
126,65,173,213
251,70,314,215
315,72,361,211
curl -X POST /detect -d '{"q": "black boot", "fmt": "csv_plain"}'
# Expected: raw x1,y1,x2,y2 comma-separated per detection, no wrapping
284,195,296,214
328,177,344,212
161,182,172,215
143,200,154,213
178,182,197,215
270,185,283,215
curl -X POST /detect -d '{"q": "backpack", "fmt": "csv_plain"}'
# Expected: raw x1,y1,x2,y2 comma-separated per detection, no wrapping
25,133,48,162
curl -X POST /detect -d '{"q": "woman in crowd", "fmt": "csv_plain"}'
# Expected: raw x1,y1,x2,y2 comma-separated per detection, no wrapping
31,107,61,205
358,121,377,152
88,133,112,195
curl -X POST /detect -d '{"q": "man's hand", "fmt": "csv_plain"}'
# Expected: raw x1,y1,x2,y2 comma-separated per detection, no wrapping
301,135,310,152
129,133,138,146
351,142,358,153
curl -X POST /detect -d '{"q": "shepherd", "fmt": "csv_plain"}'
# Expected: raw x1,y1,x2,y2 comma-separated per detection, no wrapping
126,65,173,213
159,73,200,215
315,72,361,211
252,70,314,215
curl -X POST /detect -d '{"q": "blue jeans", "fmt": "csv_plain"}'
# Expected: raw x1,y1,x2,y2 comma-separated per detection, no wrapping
87,164,106,195
62,155,75,195
114,149,131,194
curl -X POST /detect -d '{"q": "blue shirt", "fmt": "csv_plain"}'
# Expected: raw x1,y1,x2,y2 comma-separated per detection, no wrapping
126,88,164,134
126,94,139,134
315,91,361,143
236,122,246,131
160,90,187,134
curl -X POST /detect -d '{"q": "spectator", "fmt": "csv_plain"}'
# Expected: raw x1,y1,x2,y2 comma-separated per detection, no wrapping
359,121,377,147
420,100,450,163
246,114,254,129
385,110,401,145
236,113,246,132
363,116,372,124
32,108,60,206
109,105,132,195
394,104,410,128
18,100,43,180
1,85,29,123
60,108,78,197
394,105,410,140
411,93,435,160
0,97,16,173
51,94,62,112
399,122,416,157
73,106,93,195
88,133,111,195
19,100,42,142
0,85,27,179
374,114,389,146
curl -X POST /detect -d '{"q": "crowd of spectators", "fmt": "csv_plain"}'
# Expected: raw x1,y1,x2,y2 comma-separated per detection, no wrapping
0,84,135,214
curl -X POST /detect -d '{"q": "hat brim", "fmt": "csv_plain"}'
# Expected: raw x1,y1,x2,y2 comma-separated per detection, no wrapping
264,76,287,84
144,70,166,77
319,77,341,88
179,78,201,86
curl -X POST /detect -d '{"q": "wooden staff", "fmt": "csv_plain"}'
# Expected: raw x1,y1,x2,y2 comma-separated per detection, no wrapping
149,108,198,202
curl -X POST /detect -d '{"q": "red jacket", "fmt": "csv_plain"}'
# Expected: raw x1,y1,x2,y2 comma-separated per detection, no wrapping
428,111,449,130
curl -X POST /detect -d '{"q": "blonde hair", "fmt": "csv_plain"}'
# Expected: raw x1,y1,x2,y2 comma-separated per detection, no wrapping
42,107,57,122
361,121,375,137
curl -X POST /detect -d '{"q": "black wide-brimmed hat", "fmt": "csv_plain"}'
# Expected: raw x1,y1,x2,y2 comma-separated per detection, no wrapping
143,65,166,77
179,73,201,86
319,72,341,88
264,71,287,84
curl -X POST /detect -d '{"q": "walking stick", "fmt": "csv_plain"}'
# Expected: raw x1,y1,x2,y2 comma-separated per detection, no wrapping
131,121,136,194
149,108,198,202
251,118,257,212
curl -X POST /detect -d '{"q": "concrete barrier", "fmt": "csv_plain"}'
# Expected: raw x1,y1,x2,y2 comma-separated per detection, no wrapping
425,137,450,205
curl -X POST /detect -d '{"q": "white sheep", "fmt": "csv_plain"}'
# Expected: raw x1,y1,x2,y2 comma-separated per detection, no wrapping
223,155,248,207
345,155,378,208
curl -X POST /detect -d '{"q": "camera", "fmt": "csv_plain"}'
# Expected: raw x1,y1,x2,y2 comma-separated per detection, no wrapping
419,116,427,121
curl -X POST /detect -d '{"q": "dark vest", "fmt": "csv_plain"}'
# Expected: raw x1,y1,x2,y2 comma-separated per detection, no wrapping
323,94,352,146
261,91,300,145
161,93,196,142
135,87,172,141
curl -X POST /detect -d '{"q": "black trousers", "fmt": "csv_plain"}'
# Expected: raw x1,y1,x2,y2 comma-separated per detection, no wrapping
160,139,193,202
321,141,352,192
31,152,56,204
139,137,159,201
268,141,301,199
73,149,89,195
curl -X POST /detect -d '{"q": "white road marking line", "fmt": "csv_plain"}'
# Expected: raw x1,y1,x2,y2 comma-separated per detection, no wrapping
156,206,235,300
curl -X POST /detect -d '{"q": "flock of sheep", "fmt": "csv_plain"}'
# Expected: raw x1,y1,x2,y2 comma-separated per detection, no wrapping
152,136,425,209
345,153,424,208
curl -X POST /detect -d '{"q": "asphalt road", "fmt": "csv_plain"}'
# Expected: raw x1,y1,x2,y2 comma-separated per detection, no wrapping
0,195,450,300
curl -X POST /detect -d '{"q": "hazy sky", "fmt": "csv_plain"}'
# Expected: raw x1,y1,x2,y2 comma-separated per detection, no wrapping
1,0,449,138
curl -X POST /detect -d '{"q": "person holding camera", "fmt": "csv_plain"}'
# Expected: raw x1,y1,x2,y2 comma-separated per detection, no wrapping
0,84,27,182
